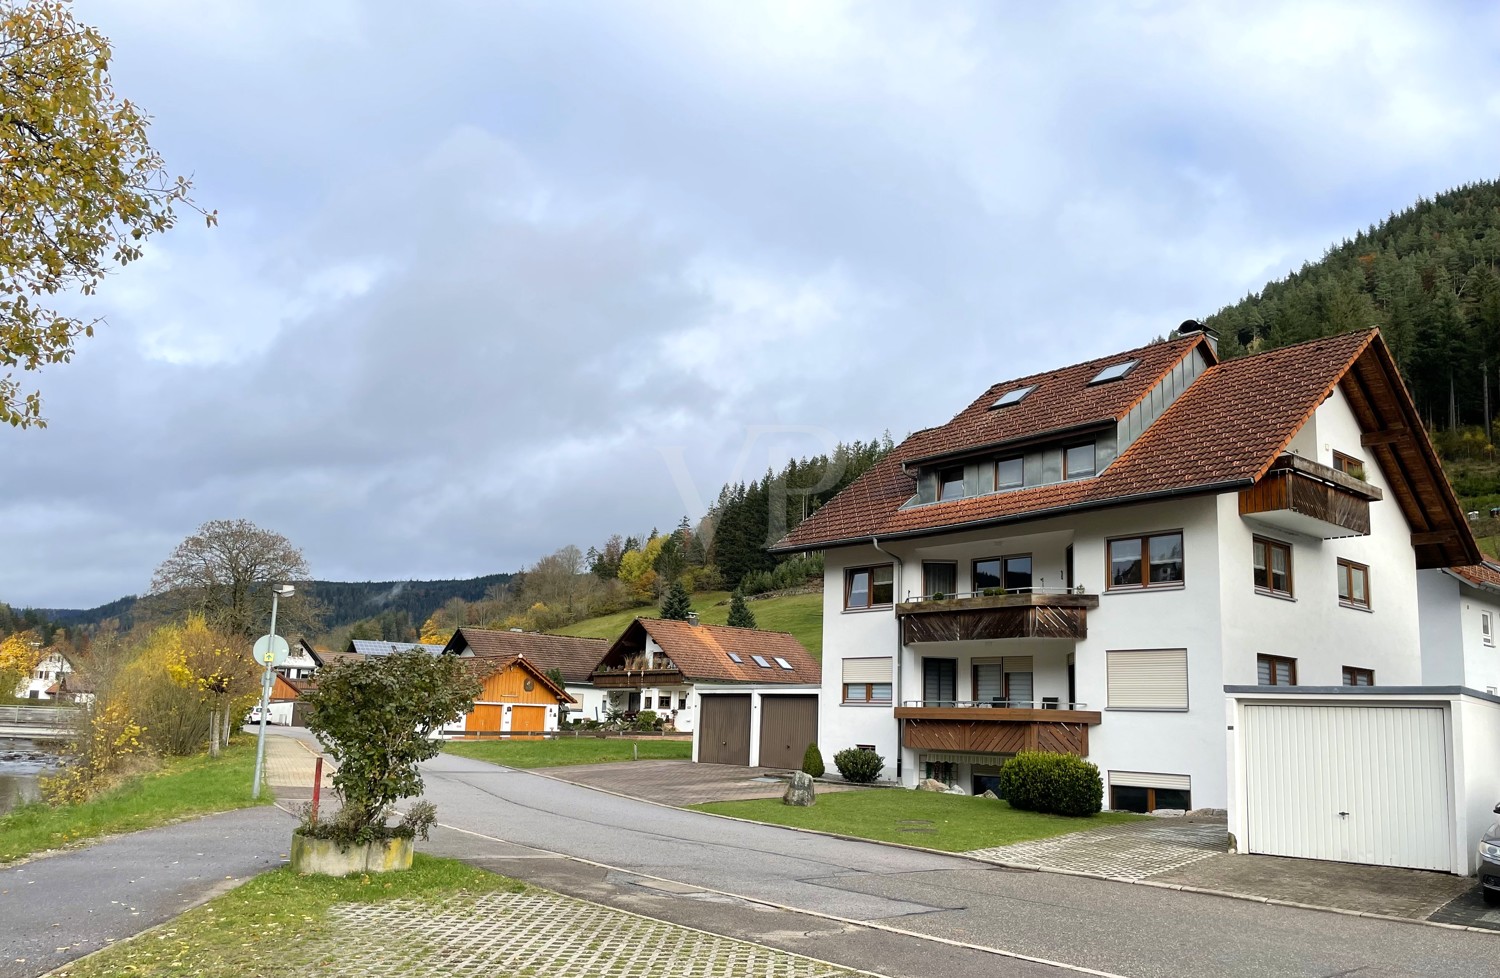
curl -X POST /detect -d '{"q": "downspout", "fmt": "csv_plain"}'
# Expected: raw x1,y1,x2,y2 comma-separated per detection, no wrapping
871,536,905,782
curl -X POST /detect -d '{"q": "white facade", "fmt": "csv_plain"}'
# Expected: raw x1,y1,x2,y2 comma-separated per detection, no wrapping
1417,569,1500,693
14,650,70,700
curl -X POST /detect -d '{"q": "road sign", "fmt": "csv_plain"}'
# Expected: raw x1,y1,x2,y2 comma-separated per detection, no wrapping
252,634,290,667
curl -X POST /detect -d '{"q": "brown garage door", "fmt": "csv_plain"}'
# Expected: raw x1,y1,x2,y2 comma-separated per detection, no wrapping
699,695,751,765
758,695,819,771
511,706,545,733
467,704,502,732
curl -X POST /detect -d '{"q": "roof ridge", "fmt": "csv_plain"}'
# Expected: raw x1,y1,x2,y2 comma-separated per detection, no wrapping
977,333,1200,396
638,616,801,640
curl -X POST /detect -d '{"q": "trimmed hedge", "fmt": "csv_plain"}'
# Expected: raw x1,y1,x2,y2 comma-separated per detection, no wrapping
997,751,1103,817
801,743,825,778
832,747,884,783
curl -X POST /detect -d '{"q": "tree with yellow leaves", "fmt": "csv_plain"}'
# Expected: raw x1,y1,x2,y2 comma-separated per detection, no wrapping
0,629,44,700
159,615,258,756
0,0,213,427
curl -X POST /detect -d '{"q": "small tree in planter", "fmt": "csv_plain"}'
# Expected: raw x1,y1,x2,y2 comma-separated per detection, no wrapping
297,650,480,874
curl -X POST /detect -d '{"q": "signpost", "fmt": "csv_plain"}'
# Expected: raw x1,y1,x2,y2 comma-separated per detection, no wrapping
251,585,295,800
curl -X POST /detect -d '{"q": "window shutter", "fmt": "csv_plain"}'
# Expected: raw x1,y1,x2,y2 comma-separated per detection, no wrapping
1110,771,1190,790
1107,649,1188,710
843,657,892,684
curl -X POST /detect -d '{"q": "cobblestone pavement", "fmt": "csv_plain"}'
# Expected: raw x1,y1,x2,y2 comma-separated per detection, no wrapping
535,759,859,807
1430,885,1500,931
965,817,1229,881
261,731,335,799
299,889,868,977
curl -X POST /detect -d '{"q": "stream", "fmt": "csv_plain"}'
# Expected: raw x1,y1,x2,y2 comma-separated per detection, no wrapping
0,739,63,814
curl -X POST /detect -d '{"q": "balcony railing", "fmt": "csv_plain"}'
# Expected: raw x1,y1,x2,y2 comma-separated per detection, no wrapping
899,699,1088,710
902,584,1084,603
1240,454,1381,539
896,588,1098,643
896,700,1101,756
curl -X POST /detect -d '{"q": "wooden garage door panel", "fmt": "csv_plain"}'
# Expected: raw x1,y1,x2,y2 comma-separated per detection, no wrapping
700,695,751,766
1243,704,1451,871
468,704,503,732
758,696,818,771
511,706,545,733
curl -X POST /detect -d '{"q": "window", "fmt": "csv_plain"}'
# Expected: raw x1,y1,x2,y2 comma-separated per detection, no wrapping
1064,442,1096,479
992,385,1036,408
1090,359,1139,384
843,657,892,705
1257,654,1297,686
1107,532,1184,589
1484,611,1494,648
773,657,793,670
995,456,1024,489
1252,537,1293,597
1106,649,1188,710
751,655,771,668
1342,666,1374,686
973,554,1033,593
1109,777,1191,813
938,466,966,500
678,693,688,709
1337,559,1370,610
845,564,894,609
922,658,956,707
1332,451,1364,477
726,652,743,664
923,561,957,598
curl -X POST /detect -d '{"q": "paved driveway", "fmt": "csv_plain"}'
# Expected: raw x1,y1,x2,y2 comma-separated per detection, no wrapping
536,758,858,807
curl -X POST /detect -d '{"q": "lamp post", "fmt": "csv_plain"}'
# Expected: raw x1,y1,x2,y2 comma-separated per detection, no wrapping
251,583,295,800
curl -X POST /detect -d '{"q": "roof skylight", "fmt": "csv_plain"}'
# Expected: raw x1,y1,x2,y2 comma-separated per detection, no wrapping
1089,359,1138,384
992,384,1036,408
751,654,772,668
727,652,743,663
774,657,793,670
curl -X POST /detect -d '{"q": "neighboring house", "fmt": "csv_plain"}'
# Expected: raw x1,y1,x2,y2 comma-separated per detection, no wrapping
345,639,447,657
444,654,574,736
442,628,610,722
16,650,71,701
776,325,1500,874
277,639,321,681
589,616,819,756
1418,562,1500,693
45,672,94,705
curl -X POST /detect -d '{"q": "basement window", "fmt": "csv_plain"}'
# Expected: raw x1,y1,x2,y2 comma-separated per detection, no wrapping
992,385,1037,408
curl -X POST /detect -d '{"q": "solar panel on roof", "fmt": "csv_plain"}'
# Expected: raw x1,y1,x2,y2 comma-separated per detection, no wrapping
727,652,743,663
1089,359,1138,384
751,654,771,668
774,657,793,670
992,384,1036,408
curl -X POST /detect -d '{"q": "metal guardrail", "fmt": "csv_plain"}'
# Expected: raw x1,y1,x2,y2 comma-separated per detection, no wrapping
0,705,82,724
903,585,1090,602
899,699,1088,710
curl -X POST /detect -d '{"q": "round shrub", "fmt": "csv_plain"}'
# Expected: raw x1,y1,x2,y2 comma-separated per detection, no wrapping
833,746,884,783
997,751,1103,817
801,742,825,778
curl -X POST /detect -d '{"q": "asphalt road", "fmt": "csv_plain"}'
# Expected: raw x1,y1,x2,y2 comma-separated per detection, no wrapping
418,751,1500,978
0,806,292,978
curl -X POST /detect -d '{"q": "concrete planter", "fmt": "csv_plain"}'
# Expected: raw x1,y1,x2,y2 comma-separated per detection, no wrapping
290,833,414,876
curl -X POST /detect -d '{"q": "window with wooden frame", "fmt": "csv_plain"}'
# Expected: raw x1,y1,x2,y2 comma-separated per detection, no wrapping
1342,666,1374,687
845,564,894,610
1257,653,1296,686
938,465,966,500
1336,559,1370,610
995,456,1024,490
973,554,1034,593
842,682,893,704
842,657,892,705
1063,442,1096,480
1109,782,1191,814
922,561,957,599
1332,451,1365,478
1252,536,1293,597
1484,611,1494,648
1107,531,1184,590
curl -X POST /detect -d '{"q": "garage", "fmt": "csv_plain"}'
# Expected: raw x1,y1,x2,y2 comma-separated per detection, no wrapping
758,695,819,771
510,705,545,733
698,694,751,765
1241,702,1452,871
467,704,502,733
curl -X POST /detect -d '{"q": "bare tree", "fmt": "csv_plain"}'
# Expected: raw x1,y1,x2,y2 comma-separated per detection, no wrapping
148,519,320,639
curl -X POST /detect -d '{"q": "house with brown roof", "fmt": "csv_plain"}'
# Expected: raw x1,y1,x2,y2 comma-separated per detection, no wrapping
589,616,819,762
444,654,574,736
442,628,611,722
777,324,1500,874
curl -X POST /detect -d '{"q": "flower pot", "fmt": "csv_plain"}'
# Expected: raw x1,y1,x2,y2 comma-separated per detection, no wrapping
290,834,414,876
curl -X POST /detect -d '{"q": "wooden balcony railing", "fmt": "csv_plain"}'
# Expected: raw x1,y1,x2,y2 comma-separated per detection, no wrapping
1240,454,1381,539
895,589,1098,643
895,702,1101,756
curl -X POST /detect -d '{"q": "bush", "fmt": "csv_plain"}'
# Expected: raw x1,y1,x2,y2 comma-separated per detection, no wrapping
833,747,884,783
997,751,1102,817
634,709,661,731
801,743,825,778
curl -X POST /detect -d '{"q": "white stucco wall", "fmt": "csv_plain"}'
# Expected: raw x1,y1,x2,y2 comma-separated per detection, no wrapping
1418,570,1467,685
819,543,904,779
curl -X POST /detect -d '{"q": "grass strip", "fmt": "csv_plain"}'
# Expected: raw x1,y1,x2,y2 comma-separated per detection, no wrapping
0,739,270,863
692,789,1145,852
443,736,691,768
53,854,522,978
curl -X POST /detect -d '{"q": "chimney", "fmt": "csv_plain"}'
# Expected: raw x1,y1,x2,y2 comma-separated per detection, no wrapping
1177,319,1218,355
686,612,700,626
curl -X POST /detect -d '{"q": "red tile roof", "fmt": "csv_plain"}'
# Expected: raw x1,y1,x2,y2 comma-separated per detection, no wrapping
444,628,609,685
776,330,1381,549
1449,563,1500,591
592,618,820,685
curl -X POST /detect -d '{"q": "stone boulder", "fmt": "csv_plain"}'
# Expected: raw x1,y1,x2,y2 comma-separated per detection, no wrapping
916,778,948,792
979,790,999,800
782,771,816,807
945,784,966,795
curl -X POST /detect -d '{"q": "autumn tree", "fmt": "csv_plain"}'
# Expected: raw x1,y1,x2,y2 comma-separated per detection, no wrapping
160,614,258,756
148,519,319,639
0,628,43,699
0,0,212,428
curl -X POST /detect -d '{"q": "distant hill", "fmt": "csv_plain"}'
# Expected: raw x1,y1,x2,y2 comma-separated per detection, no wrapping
554,588,824,660
37,573,515,635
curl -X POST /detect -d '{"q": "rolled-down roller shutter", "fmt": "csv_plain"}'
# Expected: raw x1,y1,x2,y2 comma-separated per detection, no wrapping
1107,649,1188,710
1110,770,1191,790
843,657,892,683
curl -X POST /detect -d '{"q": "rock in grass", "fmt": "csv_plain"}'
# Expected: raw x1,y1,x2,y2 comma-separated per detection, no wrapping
916,778,948,792
783,771,816,807
980,790,999,800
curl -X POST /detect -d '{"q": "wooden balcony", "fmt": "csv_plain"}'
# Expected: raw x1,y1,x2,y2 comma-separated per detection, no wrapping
1240,454,1381,539
589,667,685,689
895,590,1098,643
895,703,1101,756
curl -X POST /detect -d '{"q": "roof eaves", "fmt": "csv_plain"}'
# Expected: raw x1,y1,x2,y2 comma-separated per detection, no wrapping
899,417,1117,468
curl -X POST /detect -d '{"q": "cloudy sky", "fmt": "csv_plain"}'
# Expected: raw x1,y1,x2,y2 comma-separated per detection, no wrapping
5,0,1500,609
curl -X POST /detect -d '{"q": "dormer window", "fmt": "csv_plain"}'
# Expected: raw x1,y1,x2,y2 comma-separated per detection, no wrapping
939,466,966,500
996,456,1024,489
992,384,1036,408
1064,442,1096,479
1090,359,1138,384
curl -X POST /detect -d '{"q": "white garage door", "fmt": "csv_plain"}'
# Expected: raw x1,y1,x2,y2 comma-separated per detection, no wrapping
1242,704,1451,871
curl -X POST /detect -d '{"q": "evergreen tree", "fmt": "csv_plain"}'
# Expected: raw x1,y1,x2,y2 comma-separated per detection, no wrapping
660,581,693,621
726,588,756,629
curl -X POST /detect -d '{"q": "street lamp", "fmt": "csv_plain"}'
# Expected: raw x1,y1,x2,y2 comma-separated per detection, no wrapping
251,583,295,800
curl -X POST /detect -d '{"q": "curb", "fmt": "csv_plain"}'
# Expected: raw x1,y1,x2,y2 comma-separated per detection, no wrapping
506,762,1499,937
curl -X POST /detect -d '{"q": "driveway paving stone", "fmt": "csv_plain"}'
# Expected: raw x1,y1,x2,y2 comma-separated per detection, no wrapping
535,758,859,807
965,816,1229,880
1429,887,1500,931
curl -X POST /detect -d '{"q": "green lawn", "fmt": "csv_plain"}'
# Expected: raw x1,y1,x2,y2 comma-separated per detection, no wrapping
443,736,692,768
692,789,1144,852
0,740,271,864
554,589,824,659
53,854,521,978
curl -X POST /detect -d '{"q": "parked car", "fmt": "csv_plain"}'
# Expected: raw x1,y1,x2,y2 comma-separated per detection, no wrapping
245,704,281,726
1479,803,1500,906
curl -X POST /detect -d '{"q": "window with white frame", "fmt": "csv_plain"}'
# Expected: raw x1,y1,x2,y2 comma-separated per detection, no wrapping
1106,649,1188,710
1484,611,1494,648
